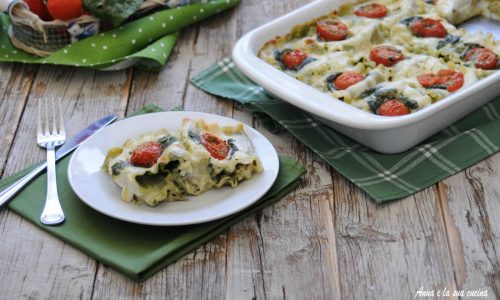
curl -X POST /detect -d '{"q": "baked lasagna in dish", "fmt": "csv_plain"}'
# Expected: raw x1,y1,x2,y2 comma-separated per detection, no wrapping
258,0,500,116
436,0,500,25
103,119,263,206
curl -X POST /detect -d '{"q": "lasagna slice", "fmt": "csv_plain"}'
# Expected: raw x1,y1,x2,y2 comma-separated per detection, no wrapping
102,119,262,207
178,119,263,189
103,129,187,206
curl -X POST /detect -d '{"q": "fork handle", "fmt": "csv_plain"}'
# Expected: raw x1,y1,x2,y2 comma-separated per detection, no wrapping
0,162,47,208
40,147,65,225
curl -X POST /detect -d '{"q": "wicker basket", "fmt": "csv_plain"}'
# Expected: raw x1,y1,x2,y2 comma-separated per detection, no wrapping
8,0,170,57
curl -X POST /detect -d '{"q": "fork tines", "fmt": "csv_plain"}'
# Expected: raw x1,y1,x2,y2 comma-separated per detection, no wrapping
37,97,65,139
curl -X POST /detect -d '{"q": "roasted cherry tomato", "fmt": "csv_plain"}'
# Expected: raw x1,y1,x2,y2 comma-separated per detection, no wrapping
377,99,411,116
410,18,447,38
369,46,404,67
417,69,464,92
417,73,441,88
465,47,498,70
316,20,349,41
47,0,83,21
438,69,465,92
200,133,229,160
354,3,388,18
333,71,365,90
281,49,308,70
24,0,52,21
130,141,163,168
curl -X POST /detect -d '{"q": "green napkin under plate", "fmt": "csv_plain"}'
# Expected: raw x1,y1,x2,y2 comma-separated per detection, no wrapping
0,104,305,281
0,0,239,71
191,58,500,203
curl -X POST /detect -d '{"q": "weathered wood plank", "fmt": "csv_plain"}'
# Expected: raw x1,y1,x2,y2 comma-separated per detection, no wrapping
0,215,96,300
0,63,36,176
126,29,198,114
228,144,341,300
224,0,341,298
333,177,458,299
2,66,130,174
225,107,341,299
438,153,500,300
0,65,130,300
182,7,237,116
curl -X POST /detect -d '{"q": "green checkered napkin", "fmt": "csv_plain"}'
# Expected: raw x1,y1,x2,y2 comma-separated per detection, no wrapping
0,104,305,281
191,58,500,203
0,0,239,71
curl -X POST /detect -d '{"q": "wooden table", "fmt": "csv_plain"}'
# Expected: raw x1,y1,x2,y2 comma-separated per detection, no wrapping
1,1,499,299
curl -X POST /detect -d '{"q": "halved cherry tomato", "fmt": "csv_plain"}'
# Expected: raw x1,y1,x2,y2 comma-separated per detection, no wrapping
130,141,163,168
416,73,441,87
24,0,52,21
354,3,388,18
316,20,349,41
369,46,404,67
410,18,447,38
200,133,229,160
465,47,498,70
417,69,464,92
47,0,82,21
438,69,465,92
333,71,365,90
281,50,308,69
377,99,411,116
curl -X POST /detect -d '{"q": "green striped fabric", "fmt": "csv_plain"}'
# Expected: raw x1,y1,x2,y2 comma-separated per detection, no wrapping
191,58,500,203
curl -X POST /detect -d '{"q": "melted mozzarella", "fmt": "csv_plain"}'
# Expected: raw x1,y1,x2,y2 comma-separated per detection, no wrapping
435,0,481,24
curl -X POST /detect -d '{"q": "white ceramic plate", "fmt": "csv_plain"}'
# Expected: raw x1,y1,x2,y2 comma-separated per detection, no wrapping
67,111,279,226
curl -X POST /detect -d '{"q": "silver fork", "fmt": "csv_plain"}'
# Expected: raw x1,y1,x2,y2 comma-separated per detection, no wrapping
37,98,66,225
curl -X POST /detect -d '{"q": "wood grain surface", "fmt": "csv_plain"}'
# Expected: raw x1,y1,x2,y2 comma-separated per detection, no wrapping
0,0,499,299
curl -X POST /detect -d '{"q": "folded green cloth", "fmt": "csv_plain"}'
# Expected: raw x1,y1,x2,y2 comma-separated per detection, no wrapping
0,104,305,281
0,0,239,71
191,58,500,203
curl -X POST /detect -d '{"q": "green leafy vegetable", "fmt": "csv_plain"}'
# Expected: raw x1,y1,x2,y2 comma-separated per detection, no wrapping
158,135,177,149
366,88,418,113
436,35,460,50
83,0,143,27
111,161,129,176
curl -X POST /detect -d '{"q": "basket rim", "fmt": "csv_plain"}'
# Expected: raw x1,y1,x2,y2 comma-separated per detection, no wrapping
9,0,166,26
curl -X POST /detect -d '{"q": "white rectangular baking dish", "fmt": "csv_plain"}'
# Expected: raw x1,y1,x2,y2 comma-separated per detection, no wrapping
232,0,500,153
